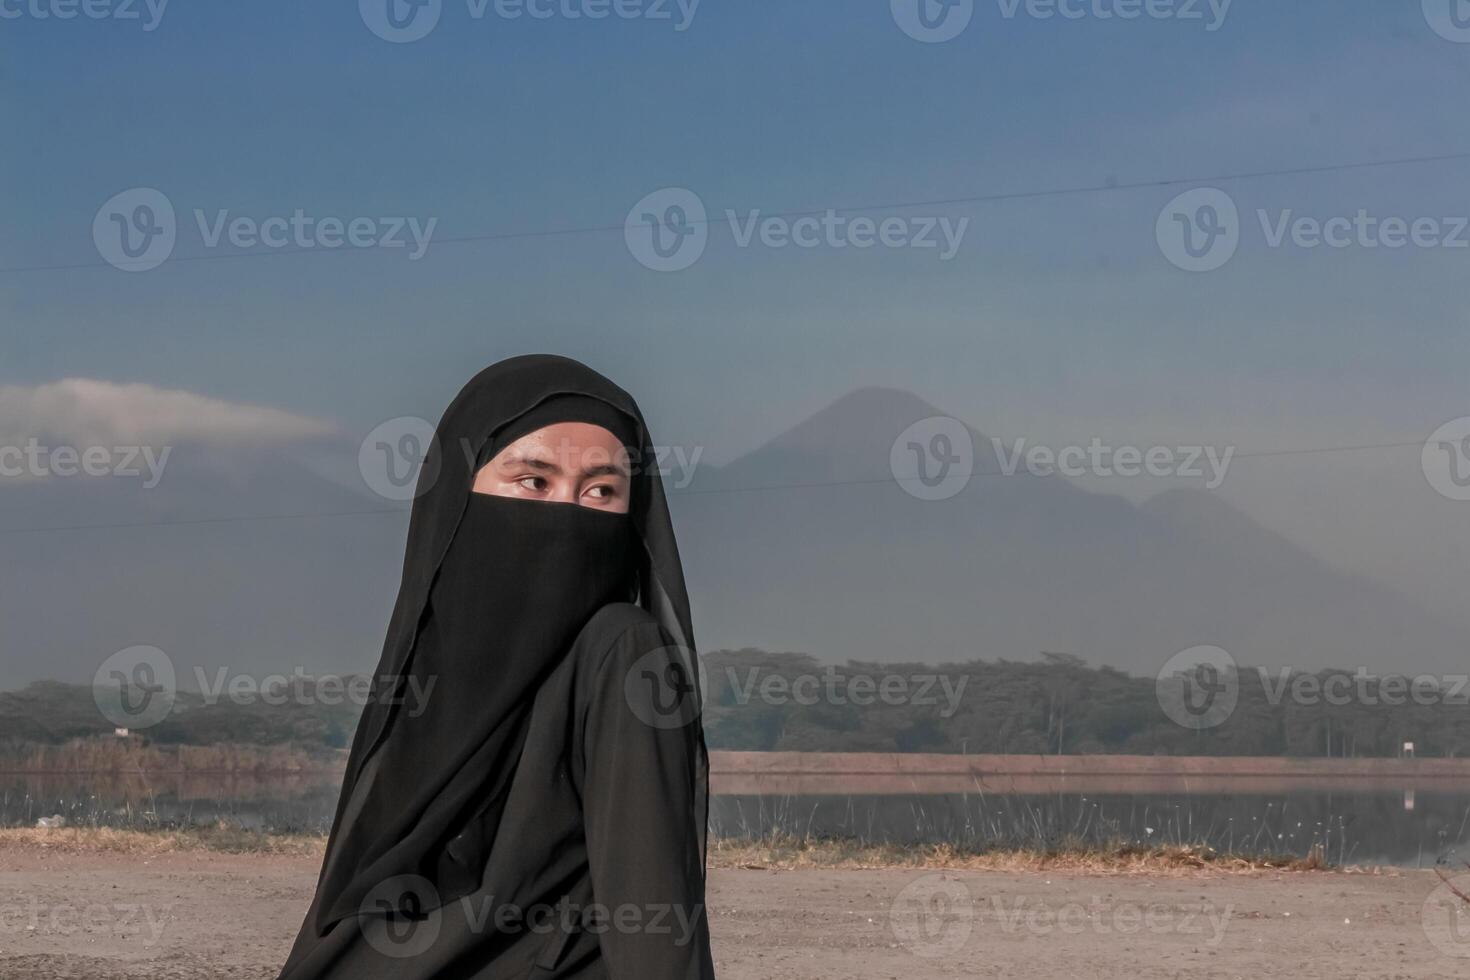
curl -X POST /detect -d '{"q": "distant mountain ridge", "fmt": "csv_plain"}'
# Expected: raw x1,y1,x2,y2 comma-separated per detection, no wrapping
1,386,1462,684
671,388,1466,676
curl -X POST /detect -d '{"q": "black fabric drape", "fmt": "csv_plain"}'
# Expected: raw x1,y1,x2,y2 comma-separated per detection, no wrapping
277,355,709,979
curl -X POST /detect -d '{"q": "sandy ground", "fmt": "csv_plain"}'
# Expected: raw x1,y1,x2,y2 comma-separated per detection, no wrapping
1,847,1467,979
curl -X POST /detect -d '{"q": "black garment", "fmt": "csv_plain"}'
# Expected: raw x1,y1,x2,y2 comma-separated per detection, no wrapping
278,356,712,979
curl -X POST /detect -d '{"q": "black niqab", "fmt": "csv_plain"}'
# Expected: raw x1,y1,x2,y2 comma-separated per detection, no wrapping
280,355,708,972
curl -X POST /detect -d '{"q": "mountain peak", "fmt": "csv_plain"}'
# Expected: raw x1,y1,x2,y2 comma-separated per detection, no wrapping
699,386,995,489
762,387,949,453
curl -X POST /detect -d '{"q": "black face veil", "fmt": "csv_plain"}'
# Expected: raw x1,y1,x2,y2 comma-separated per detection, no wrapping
304,354,706,936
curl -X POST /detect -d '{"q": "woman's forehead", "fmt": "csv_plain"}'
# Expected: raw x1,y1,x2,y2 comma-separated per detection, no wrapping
489,423,632,474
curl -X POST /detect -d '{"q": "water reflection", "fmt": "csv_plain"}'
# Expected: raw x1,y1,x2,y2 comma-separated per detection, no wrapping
4,772,1466,866
710,790,1470,866
0,772,341,834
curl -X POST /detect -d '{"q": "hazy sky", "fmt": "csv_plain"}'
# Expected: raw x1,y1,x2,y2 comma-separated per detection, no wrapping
4,1,1469,650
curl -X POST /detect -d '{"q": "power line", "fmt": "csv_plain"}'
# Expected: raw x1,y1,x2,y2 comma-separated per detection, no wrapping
7,150,1470,275
0,437,1436,536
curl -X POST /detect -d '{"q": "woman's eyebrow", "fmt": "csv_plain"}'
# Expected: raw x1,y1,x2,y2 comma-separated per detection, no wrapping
581,462,630,479
498,452,561,473
495,452,627,479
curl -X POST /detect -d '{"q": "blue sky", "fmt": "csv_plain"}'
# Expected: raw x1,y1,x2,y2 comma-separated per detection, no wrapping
3,0,1470,626
6,3,1469,428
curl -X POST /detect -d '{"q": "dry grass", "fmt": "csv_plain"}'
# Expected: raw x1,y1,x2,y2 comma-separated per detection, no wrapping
0,738,342,773
0,824,327,856
709,835,1338,874
1,826,1339,874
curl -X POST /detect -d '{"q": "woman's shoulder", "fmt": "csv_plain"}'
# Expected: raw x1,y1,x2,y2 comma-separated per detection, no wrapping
575,602,668,663
573,603,699,696
571,603,702,732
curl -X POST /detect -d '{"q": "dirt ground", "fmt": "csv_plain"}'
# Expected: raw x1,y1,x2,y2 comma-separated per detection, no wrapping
1,847,1468,979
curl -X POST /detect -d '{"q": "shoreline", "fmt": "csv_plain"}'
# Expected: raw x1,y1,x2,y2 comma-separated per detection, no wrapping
0,827,1345,874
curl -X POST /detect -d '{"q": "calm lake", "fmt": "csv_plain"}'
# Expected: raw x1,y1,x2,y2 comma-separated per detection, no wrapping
4,771,1467,868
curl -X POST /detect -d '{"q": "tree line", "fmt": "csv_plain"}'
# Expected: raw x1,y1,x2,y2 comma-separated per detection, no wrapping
6,652,1470,758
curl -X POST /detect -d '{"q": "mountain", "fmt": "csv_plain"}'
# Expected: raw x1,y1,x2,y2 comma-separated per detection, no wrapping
670,388,1466,676
2,387,1462,686
0,437,408,687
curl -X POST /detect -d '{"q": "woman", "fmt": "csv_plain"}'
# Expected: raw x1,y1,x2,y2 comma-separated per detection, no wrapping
278,355,714,979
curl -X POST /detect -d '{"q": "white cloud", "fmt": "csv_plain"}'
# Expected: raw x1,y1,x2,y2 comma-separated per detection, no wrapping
0,379,336,448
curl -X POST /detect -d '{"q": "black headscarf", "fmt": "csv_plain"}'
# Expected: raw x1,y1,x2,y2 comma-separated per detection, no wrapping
309,354,705,933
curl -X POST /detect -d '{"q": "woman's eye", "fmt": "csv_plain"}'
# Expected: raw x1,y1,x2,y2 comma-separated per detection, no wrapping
517,476,548,492
584,484,615,500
